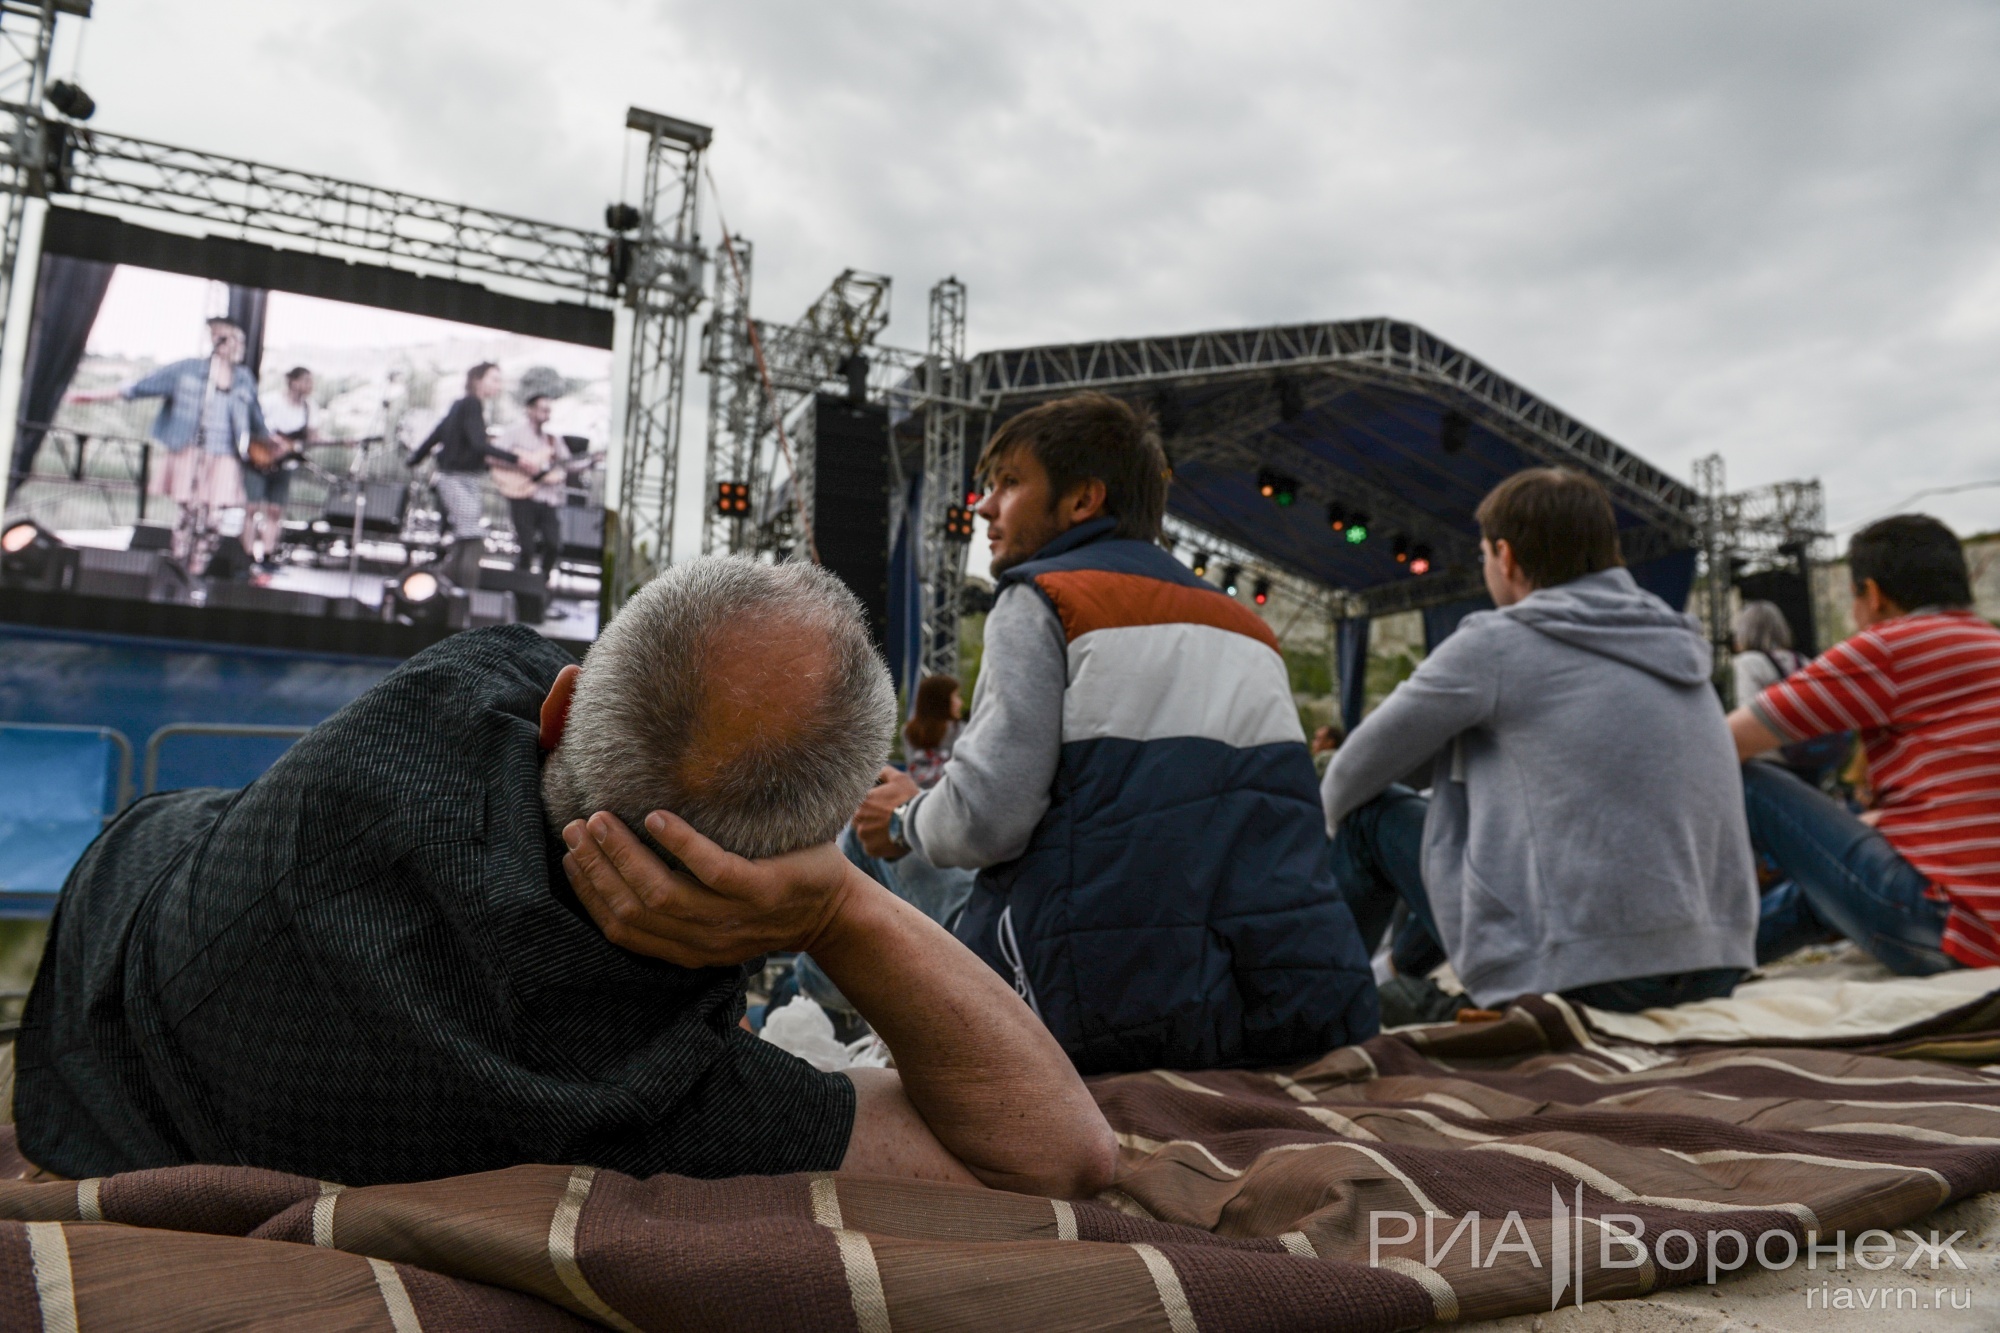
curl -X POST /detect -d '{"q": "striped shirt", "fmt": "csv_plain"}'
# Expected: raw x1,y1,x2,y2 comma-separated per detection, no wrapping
1751,610,2000,966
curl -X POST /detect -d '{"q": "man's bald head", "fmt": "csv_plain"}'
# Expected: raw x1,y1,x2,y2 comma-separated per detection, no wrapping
542,559,894,861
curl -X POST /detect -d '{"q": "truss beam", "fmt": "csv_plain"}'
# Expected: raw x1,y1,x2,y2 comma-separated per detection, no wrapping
610,107,708,606
917,277,969,687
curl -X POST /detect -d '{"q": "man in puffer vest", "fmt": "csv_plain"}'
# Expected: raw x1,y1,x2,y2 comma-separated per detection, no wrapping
856,392,1378,1073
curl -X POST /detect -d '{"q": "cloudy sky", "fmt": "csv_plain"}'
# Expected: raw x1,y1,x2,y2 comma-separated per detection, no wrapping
56,1,2000,543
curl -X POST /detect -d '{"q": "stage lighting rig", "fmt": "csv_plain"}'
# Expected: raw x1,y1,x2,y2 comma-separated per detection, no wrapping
944,504,976,540
604,203,641,232
387,568,456,628
1252,577,1270,606
1393,534,1411,564
1191,550,1210,578
1222,564,1242,596
45,80,94,121
1409,544,1434,576
1,520,73,591
714,480,751,518
1326,502,1346,532
1256,469,1297,507
1344,511,1370,545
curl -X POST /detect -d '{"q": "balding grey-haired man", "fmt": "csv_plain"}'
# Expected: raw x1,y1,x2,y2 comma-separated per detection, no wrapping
17,559,1115,1198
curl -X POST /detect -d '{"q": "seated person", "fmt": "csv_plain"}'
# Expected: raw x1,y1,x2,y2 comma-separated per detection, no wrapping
16,559,1116,1196
1729,514,2000,973
856,392,1378,1073
1323,467,1758,1013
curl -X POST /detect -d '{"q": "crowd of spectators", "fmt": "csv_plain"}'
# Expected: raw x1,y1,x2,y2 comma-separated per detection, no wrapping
12,387,1997,1196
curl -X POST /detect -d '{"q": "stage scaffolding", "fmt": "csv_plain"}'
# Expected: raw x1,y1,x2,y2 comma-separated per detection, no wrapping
698,260,977,680
0,1,709,613
1694,451,1828,676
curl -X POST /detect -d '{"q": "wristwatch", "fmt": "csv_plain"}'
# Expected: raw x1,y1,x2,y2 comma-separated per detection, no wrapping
886,802,912,853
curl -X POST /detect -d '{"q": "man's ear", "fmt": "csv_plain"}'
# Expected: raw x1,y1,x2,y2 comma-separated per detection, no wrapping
1065,477,1109,526
540,664,580,751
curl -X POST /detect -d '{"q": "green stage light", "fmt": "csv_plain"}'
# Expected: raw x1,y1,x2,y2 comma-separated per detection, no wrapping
1345,524,1368,544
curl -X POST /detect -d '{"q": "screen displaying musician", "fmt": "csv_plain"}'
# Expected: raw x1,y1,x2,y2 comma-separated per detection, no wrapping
247,366,320,568
66,317,265,572
10,261,613,644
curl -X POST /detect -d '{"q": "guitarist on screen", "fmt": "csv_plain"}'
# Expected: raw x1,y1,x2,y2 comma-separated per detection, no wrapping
244,365,319,569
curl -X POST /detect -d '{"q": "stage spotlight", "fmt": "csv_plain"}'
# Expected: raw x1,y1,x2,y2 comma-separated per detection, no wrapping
388,568,451,626
45,80,94,121
1252,577,1271,606
1326,502,1346,532
604,202,642,233
1345,511,1370,545
944,504,976,540
1191,550,1210,578
1,519,72,590
714,480,751,517
1256,469,1298,506
1409,544,1434,576
1222,564,1242,597
1393,534,1411,564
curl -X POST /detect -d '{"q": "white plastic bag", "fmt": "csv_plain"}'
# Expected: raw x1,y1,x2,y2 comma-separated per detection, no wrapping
758,997,890,1072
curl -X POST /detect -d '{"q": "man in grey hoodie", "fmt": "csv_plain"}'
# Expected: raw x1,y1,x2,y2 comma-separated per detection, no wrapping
1322,468,1758,1012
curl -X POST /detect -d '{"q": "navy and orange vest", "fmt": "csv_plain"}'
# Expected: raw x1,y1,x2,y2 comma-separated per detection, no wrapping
955,520,1378,1073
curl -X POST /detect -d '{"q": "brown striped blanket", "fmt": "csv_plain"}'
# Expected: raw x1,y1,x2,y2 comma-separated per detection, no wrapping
2,992,1999,1331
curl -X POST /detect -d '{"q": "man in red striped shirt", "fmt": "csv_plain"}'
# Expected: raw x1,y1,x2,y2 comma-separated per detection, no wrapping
1727,514,2000,972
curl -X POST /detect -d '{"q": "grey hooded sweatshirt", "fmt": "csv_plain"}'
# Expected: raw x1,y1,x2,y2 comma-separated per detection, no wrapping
1323,567,1757,1005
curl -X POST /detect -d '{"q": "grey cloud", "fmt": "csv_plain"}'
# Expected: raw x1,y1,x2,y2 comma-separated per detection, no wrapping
65,0,2000,534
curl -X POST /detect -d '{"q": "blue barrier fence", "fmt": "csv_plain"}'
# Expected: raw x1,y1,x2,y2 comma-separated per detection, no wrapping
0,622,396,913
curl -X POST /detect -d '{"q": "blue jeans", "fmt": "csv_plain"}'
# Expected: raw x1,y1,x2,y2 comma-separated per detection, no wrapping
1743,762,1955,975
794,826,980,1014
1332,786,1743,1013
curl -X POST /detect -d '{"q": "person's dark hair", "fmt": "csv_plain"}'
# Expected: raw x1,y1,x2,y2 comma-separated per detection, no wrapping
465,362,500,393
1848,514,1971,611
975,392,1169,542
1474,467,1623,589
904,673,960,752
285,366,311,384
524,393,551,408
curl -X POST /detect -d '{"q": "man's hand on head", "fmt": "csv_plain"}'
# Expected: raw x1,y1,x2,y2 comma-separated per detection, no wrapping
561,811,863,968
853,766,921,861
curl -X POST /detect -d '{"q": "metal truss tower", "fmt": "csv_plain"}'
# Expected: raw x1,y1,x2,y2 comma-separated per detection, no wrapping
699,236,756,556
611,107,710,607
1694,450,1828,677
0,0,80,487
918,277,970,681
697,267,898,561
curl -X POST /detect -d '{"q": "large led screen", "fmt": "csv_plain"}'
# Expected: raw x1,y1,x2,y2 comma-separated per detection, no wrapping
3,257,612,644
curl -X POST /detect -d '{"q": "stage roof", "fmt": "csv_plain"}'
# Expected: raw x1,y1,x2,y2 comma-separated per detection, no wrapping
969,318,1699,615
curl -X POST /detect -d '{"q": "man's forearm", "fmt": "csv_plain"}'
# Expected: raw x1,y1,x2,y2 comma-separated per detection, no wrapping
809,866,1114,1198
1728,705,1783,762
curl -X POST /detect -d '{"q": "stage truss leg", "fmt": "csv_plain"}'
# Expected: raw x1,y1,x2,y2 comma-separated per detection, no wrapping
699,235,757,556
612,108,709,609
0,0,61,498
917,277,970,685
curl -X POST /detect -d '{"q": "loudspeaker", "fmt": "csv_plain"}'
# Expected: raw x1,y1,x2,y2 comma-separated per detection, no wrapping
478,565,548,623
558,506,603,562
323,480,410,536
811,394,891,650
73,548,191,603
1735,561,1817,656
468,588,517,628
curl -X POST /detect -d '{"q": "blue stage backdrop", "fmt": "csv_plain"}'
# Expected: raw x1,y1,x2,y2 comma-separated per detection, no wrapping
0,623,396,793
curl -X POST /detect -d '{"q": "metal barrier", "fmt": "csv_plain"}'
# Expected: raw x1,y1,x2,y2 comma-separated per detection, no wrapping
142,724,314,796
0,721,134,817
